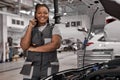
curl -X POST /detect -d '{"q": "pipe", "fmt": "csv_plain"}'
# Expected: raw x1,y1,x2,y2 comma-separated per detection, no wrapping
53,0,60,24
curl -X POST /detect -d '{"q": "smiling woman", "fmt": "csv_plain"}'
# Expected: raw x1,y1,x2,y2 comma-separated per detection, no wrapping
20,4,62,80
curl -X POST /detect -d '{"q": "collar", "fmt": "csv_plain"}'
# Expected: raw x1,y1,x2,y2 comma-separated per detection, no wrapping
38,23,48,31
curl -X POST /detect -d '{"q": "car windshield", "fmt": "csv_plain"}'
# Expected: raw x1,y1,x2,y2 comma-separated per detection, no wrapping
98,36,106,41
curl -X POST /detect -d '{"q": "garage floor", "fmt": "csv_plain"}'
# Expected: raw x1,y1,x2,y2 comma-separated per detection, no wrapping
0,51,77,80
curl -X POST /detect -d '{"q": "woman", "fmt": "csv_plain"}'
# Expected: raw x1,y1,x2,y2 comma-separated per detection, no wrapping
20,4,61,80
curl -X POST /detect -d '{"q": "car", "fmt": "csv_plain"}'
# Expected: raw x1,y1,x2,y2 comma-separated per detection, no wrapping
57,43,76,53
85,33,120,57
57,39,82,53
42,59,120,80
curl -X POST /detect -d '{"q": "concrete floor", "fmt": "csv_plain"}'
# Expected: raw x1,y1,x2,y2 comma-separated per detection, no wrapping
0,51,77,80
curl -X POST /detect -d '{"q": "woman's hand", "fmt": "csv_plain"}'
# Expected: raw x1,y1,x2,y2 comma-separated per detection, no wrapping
28,46,35,52
28,19,37,28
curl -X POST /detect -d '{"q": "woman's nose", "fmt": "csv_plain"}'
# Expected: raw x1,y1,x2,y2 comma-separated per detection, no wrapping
41,13,45,16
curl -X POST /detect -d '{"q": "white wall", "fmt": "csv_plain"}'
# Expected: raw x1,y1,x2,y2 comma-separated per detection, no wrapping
61,15,90,29
59,15,90,41
93,12,107,25
7,15,33,29
6,14,33,46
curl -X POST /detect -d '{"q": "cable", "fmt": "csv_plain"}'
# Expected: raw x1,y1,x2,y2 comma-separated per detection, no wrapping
82,7,99,80
87,7,99,39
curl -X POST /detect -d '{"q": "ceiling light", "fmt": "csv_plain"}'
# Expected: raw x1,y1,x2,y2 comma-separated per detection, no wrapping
63,12,67,15
20,10,30,14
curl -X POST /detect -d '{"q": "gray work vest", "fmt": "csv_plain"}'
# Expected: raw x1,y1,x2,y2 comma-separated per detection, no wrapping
26,23,58,64
20,24,59,77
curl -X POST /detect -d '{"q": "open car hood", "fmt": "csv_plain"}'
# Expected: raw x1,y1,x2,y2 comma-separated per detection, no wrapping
100,0,120,20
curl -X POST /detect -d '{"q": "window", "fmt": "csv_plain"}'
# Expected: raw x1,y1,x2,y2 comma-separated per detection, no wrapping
77,21,81,26
17,20,20,25
21,21,24,25
65,22,70,27
12,19,24,26
98,36,105,41
71,22,76,27
12,19,16,24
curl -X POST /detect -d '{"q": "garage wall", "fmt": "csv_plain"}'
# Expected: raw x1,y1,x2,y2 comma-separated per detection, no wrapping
58,15,90,41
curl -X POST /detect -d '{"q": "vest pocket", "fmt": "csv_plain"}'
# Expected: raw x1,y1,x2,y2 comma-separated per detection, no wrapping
26,51,41,62
51,62,59,74
44,38,51,44
20,62,32,76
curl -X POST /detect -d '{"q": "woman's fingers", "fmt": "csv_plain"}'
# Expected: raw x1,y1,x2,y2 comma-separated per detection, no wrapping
29,19,37,27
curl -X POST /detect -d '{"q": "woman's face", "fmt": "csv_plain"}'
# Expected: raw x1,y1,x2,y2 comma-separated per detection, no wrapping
35,6,49,26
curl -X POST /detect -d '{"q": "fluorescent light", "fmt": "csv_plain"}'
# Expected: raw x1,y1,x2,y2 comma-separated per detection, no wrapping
19,10,30,14
63,13,67,15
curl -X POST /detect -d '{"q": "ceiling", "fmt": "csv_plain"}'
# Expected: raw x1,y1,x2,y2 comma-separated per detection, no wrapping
0,0,110,35
0,0,105,16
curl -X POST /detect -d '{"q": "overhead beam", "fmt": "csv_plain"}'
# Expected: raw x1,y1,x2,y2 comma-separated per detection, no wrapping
0,1,14,7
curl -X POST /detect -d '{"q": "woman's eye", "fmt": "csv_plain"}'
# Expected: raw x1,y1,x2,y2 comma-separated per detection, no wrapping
37,12,48,15
37,12,41,14
44,12,48,14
